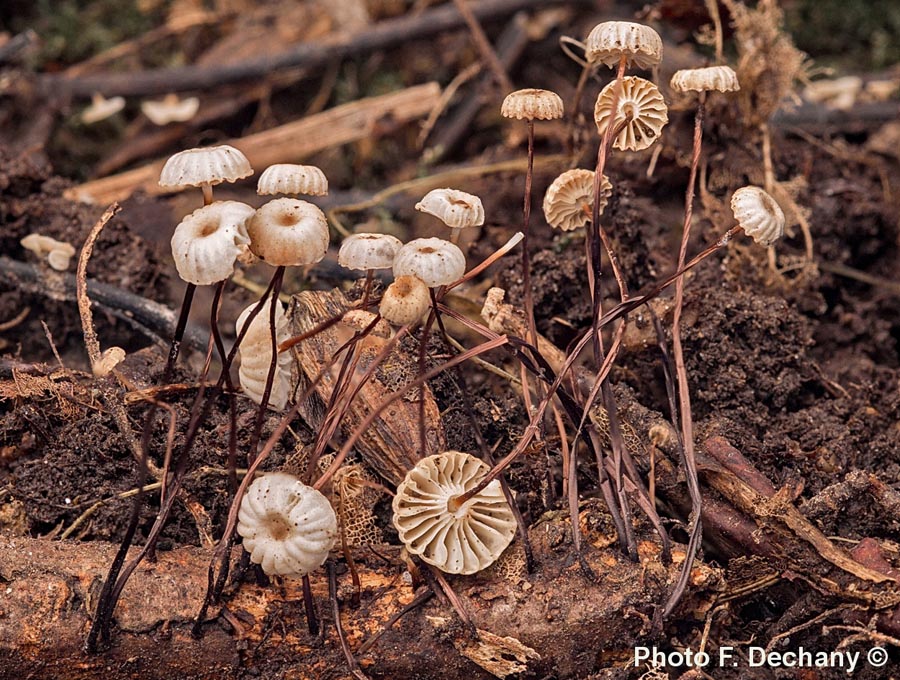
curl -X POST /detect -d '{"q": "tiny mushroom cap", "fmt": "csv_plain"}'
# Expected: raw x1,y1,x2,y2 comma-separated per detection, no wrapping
82,93,125,125
159,144,253,190
500,88,565,121
584,21,663,70
670,65,740,94
392,451,517,575
141,93,200,125
415,188,485,230
338,233,402,271
392,237,466,288
248,198,330,267
379,275,431,326
730,186,785,246
170,200,254,285
235,298,293,410
257,164,329,197
543,169,613,231
20,233,77,271
594,76,668,151
237,472,338,577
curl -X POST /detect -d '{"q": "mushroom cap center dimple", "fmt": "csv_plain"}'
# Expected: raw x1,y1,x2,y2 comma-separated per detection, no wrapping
420,247,436,254
199,221,218,237
266,512,292,540
278,213,297,227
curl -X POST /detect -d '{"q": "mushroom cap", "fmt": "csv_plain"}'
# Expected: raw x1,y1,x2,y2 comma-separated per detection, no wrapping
338,232,402,271
82,93,125,125
392,237,466,288
730,186,785,246
379,275,431,326
392,451,516,575
584,21,663,70
594,76,668,151
670,65,740,94
542,169,613,231
257,164,329,197
235,297,294,410
247,198,330,267
159,144,253,189
500,88,565,121
170,201,254,285
141,93,200,125
237,472,337,577
415,188,485,229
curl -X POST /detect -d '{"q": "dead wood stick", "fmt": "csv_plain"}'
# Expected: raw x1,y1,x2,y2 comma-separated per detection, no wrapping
41,0,563,99
65,82,442,205
451,0,513,93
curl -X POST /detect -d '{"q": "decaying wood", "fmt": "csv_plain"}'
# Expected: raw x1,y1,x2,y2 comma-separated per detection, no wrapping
0,512,720,680
289,288,445,486
65,83,442,205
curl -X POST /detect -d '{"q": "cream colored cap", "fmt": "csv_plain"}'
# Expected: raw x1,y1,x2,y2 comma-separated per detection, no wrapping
415,188,485,229
379,275,431,326
141,93,200,125
584,21,663,70
392,237,466,288
338,233,402,271
594,76,668,151
730,186,785,246
257,164,329,197
247,198,329,267
670,65,740,93
542,169,612,231
82,93,125,125
159,144,253,189
170,201,254,285
500,88,564,121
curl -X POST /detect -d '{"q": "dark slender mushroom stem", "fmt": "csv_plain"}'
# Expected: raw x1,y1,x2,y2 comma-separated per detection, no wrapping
328,561,368,679
663,93,706,617
302,574,320,636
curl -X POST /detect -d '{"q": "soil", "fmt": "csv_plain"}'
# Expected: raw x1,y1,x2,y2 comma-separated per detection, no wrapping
2,3,900,679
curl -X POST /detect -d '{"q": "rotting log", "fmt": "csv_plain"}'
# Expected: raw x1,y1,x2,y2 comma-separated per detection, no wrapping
65,83,442,206
0,512,722,680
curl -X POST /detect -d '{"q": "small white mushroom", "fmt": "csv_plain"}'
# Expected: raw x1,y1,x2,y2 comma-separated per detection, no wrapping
247,198,330,267
594,76,668,151
237,472,337,577
170,201,254,285
379,275,431,326
542,169,612,232
20,233,77,271
415,188,485,244
338,233,402,272
159,144,253,203
392,451,517,575
500,88,564,121
81,93,125,125
670,65,740,94
730,186,785,246
235,297,294,411
584,21,663,70
141,93,200,125
257,164,329,197
392,237,466,288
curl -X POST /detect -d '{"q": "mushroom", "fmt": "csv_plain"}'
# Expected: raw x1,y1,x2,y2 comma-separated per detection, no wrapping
730,186,785,246
392,237,466,288
584,21,663,70
500,88,564,121
594,76,668,151
20,233,77,271
542,169,612,232
81,93,125,125
415,188,484,244
141,93,200,125
338,233,402,272
392,451,517,575
379,275,431,327
670,65,740,94
158,144,253,205
170,201,254,286
257,164,329,197
235,297,294,410
237,471,338,577
247,198,330,267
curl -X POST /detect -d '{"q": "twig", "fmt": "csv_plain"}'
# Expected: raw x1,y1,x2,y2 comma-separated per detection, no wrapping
451,0,513,93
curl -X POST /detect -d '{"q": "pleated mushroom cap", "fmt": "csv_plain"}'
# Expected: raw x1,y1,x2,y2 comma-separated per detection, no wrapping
170,201,254,285
379,275,430,326
257,164,329,197
392,451,516,575
730,186,785,246
141,94,200,125
415,188,485,229
237,472,337,577
338,233,402,271
584,21,663,70
248,198,330,266
235,297,294,410
159,144,253,189
594,76,668,151
82,93,125,125
500,88,564,121
670,65,740,93
542,169,613,231
392,237,466,287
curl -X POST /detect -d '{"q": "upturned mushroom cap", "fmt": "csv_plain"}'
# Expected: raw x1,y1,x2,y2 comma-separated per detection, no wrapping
392,237,466,288
670,65,740,94
594,76,668,151
584,21,663,70
257,164,329,197
235,297,294,410
338,233,402,271
141,93,200,125
500,88,565,121
237,472,337,577
379,275,431,326
393,451,516,574
247,198,330,267
730,186,785,246
159,144,253,189
82,93,125,125
542,169,613,231
415,188,485,229
170,201,254,285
